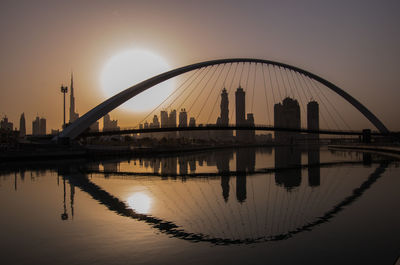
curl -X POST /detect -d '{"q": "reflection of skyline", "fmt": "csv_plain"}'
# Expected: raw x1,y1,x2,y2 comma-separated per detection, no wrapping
1,149,395,248
274,146,321,190
51,159,389,245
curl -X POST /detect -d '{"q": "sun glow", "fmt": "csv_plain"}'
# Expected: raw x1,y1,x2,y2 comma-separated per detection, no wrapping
127,192,152,214
100,49,174,112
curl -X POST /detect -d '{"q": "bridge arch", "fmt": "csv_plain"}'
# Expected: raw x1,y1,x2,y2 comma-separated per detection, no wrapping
58,58,389,140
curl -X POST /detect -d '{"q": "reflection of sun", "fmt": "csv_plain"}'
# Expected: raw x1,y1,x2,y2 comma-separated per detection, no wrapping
127,192,152,214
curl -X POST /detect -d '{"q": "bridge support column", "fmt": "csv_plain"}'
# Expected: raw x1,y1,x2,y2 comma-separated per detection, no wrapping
362,129,371,144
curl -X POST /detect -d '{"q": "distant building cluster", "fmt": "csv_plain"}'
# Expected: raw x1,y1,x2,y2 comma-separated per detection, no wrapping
137,86,261,142
2,74,318,144
0,116,13,131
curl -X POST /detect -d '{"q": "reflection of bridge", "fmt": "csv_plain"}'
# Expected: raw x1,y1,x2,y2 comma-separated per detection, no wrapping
62,160,389,245
82,124,391,138
57,58,390,141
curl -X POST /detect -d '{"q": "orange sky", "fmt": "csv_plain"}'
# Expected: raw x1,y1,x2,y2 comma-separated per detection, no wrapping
1,0,399,133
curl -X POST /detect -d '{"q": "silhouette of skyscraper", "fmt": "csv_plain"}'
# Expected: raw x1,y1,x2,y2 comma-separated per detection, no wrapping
19,113,26,137
168,109,177,138
69,73,79,123
188,117,196,139
40,117,46,135
246,113,255,141
160,111,168,128
307,100,319,141
179,108,187,138
235,86,246,141
217,88,232,138
152,115,160,128
103,113,119,131
274,97,300,144
32,116,46,135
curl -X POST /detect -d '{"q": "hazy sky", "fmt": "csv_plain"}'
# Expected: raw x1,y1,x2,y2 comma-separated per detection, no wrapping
1,0,399,132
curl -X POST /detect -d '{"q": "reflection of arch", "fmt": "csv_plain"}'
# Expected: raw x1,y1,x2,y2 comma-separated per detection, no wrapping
65,161,388,245
58,58,389,140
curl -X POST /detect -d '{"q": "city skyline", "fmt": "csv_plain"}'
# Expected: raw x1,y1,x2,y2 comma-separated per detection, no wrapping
0,0,399,132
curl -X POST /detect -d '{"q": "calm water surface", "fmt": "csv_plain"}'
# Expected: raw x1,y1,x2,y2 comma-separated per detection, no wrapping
0,146,399,265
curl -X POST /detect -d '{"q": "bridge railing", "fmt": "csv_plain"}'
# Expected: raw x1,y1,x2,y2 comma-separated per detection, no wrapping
81,123,387,137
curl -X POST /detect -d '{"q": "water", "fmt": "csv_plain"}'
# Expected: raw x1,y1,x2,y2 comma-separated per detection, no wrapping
1,146,399,265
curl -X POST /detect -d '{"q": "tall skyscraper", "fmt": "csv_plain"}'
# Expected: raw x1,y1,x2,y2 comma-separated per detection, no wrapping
19,113,26,137
246,113,255,141
69,73,79,123
168,109,177,138
32,117,39,135
32,116,46,135
274,97,300,144
189,117,196,139
307,100,319,141
151,115,160,128
220,88,229,125
103,113,119,131
39,117,46,135
217,88,232,138
179,109,187,127
168,109,176,127
235,86,246,141
179,109,187,138
160,111,168,128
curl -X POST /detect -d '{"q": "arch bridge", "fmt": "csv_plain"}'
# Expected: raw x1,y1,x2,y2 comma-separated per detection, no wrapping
57,58,389,140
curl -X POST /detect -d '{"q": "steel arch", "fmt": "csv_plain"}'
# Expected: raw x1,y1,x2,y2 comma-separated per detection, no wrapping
57,58,389,140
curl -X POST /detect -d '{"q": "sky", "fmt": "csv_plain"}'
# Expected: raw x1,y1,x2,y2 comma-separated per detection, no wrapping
1,0,399,132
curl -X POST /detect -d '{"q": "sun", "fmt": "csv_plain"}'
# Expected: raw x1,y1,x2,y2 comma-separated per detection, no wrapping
127,192,152,214
100,49,174,113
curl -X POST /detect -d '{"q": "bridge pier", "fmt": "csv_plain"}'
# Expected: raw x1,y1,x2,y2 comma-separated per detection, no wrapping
362,129,371,144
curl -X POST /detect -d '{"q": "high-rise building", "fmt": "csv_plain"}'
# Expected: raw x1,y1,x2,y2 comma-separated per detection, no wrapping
168,109,177,138
217,88,232,138
103,113,119,131
32,116,46,135
179,109,187,127
160,111,168,128
151,115,160,128
220,88,229,125
0,116,13,131
168,109,176,127
274,97,300,144
69,73,79,123
307,100,319,141
19,113,26,137
39,117,46,135
246,113,255,141
189,117,196,127
179,109,187,138
188,117,196,139
235,86,246,141
32,117,39,135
